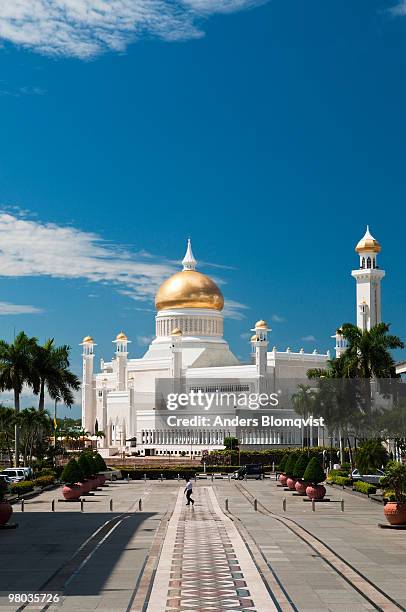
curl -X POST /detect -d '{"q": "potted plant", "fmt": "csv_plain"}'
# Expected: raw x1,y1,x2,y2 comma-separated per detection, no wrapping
85,453,100,490
94,453,108,486
293,454,310,495
78,453,94,493
380,461,406,526
0,478,12,526
278,454,289,486
303,457,326,500
285,452,299,490
61,459,83,501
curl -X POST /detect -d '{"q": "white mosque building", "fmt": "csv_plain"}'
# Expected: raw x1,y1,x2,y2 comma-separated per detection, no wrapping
81,227,385,457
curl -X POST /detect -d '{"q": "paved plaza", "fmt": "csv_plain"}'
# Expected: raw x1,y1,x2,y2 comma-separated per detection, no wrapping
0,478,405,611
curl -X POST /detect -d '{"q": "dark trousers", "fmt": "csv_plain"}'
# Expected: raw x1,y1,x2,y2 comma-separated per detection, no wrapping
186,490,194,505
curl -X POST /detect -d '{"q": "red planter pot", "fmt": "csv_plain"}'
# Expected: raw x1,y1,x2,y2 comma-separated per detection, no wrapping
79,480,92,494
278,473,288,486
0,501,13,526
384,501,406,526
62,484,82,501
306,484,326,500
295,480,308,495
89,477,99,491
286,477,297,490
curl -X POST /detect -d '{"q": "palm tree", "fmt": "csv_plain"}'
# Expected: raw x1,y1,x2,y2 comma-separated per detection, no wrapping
33,339,80,412
291,384,316,447
18,407,52,466
0,405,15,466
0,332,38,466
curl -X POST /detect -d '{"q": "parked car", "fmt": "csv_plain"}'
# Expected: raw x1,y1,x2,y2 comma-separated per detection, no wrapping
0,468,27,483
232,464,263,480
351,468,384,485
0,474,12,485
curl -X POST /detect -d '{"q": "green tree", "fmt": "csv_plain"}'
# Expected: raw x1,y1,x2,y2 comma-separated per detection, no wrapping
303,457,325,485
61,458,84,485
0,332,38,466
224,436,239,450
356,439,388,474
291,384,316,447
78,452,93,478
293,453,310,479
0,405,15,466
380,461,406,502
18,407,52,466
32,339,80,412
279,453,288,472
285,452,299,477
94,453,107,472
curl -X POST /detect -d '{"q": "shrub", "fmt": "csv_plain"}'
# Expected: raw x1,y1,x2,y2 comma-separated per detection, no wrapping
0,478,8,501
380,461,406,502
353,481,377,495
327,469,348,480
10,481,34,495
94,453,107,472
356,439,388,474
284,452,299,477
78,453,95,478
61,459,84,485
33,475,55,488
293,454,309,479
303,457,325,485
279,454,289,472
331,476,352,486
36,468,55,478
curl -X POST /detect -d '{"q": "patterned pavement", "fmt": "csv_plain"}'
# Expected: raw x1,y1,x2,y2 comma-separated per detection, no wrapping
147,486,275,612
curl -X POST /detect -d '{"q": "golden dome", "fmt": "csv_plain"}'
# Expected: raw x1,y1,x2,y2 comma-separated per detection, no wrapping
170,327,182,336
255,319,268,329
82,335,94,343
116,331,127,341
355,226,381,254
251,334,258,341
156,270,224,311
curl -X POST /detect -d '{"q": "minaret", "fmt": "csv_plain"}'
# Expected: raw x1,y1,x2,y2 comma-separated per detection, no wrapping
113,331,130,391
332,328,348,358
81,335,96,433
170,328,183,379
351,226,385,331
251,320,270,387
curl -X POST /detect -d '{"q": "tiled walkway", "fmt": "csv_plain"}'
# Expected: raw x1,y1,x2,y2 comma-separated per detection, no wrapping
147,486,275,611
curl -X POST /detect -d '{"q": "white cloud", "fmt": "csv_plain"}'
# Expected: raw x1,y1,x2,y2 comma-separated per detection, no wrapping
0,301,43,315
137,334,153,345
223,299,249,320
271,314,285,323
240,331,251,340
0,0,265,59
301,334,316,342
0,211,176,302
0,211,246,313
390,1,406,15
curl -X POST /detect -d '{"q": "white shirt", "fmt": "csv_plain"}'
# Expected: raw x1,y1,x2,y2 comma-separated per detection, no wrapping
185,481,193,491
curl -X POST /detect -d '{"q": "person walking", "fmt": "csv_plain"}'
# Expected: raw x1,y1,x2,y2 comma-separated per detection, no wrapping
184,478,195,506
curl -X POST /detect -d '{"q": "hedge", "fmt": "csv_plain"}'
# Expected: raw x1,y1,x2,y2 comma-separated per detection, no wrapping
353,481,377,495
330,475,352,486
33,475,55,488
10,481,35,495
112,465,255,480
204,447,339,467
327,469,348,480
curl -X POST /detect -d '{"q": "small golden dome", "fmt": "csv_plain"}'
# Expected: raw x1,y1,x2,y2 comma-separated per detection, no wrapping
83,335,94,343
116,331,127,341
355,226,381,254
155,270,224,312
170,328,182,336
251,334,258,341
255,319,268,329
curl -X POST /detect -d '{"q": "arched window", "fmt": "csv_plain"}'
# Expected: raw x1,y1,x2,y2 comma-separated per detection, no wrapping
367,257,372,269
361,257,365,269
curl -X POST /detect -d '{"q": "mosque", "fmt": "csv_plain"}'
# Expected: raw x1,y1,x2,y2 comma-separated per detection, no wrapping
81,227,385,457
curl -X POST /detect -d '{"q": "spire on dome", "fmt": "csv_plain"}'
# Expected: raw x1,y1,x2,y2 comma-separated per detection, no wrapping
182,238,197,271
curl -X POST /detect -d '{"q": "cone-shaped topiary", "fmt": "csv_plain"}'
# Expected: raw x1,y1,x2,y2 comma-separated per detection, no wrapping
285,452,299,477
279,454,289,472
94,453,107,472
293,454,310,479
303,457,325,485
61,459,84,485
78,453,94,478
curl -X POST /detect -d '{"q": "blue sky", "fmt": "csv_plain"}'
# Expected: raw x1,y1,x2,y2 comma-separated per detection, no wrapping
0,0,406,417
